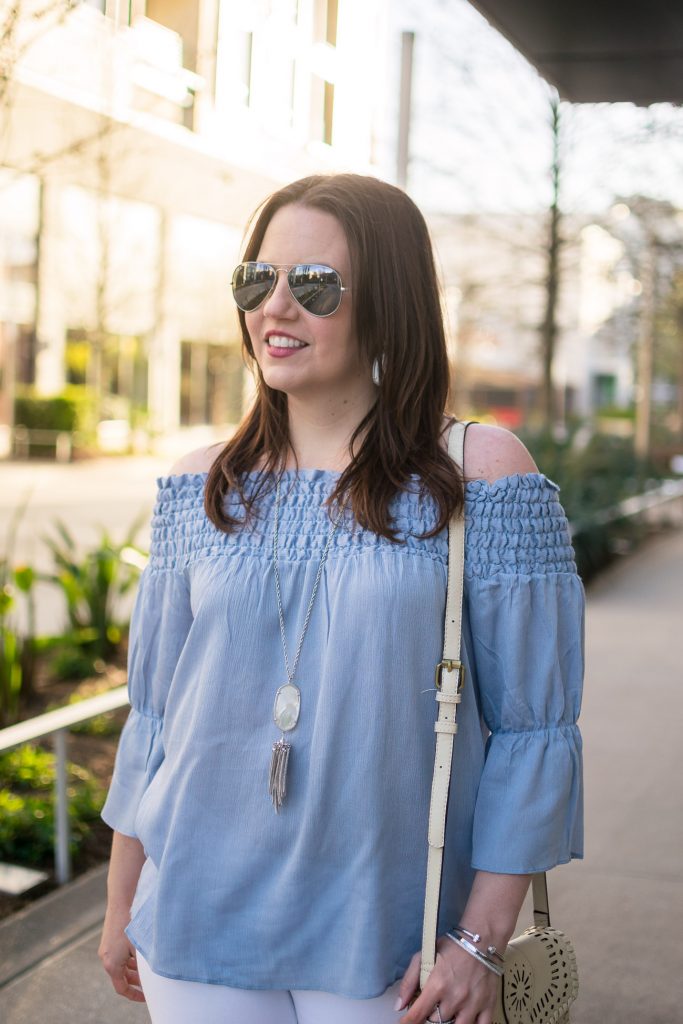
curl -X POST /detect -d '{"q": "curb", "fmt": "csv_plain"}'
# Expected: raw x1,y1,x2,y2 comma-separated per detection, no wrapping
0,862,108,988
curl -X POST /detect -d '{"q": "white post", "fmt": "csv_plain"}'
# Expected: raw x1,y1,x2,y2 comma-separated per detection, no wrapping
55,432,72,463
397,31,415,190
54,729,71,884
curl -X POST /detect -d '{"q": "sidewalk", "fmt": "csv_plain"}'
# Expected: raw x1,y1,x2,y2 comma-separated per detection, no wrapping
543,525,683,1023
1,527,682,1023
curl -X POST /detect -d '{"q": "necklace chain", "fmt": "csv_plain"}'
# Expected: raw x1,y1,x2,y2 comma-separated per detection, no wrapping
273,473,346,684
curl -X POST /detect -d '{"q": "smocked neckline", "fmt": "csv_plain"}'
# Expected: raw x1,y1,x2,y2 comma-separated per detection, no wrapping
155,469,559,493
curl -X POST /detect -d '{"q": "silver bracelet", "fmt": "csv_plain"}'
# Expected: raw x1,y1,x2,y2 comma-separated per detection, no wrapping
449,927,506,971
453,926,506,965
445,932,504,977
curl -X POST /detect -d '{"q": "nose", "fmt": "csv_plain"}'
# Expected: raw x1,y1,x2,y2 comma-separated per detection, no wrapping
261,268,296,318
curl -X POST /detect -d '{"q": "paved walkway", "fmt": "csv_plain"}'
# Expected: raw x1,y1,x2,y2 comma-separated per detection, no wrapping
544,526,683,1023
1,526,682,1023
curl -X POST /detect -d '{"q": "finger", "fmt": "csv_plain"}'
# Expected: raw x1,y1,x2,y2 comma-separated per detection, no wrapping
444,991,490,1024
397,952,421,1010
119,974,146,1002
125,965,142,986
106,960,141,1001
400,977,445,1024
123,985,147,1003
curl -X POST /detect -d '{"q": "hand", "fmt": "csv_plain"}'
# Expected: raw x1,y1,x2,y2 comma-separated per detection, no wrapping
98,906,146,1003
396,933,498,1024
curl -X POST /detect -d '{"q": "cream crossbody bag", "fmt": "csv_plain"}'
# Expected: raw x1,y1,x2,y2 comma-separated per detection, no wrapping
417,419,579,1024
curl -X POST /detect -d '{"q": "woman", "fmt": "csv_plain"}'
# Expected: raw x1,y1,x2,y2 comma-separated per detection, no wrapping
98,174,584,1024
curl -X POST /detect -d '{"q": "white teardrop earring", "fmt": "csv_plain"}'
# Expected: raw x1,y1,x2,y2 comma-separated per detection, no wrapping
372,355,384,386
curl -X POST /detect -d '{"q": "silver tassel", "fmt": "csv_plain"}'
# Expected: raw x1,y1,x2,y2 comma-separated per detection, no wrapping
269,737,291,812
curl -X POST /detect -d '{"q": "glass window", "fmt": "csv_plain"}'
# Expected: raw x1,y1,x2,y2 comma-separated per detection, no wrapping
180,341,244,426
592,373,617,409
313,0,338,45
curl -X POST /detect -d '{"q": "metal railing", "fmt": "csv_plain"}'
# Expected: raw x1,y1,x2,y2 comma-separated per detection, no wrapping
0,686,129,885
569,477,683,536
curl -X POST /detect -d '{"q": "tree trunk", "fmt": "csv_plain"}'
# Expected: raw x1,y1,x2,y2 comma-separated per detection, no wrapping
539,97,562,432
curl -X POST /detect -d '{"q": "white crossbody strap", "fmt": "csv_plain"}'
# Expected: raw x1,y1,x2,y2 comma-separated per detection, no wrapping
419,419,549,991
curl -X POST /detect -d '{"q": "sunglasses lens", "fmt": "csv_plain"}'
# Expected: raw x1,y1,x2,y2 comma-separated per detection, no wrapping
232,263,276,311
289,264,342,316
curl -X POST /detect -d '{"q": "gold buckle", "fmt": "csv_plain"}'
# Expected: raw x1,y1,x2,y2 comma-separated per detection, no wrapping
434,659,466,692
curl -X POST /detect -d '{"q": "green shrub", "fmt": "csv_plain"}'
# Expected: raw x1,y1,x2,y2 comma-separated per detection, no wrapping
517,425,669,581
0,744,106,866
518,427,663,520
13,385,100,453
49,643,101,681
14,393,78,433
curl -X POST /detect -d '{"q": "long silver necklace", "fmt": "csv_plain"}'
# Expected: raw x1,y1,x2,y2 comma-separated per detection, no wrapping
269,473,346,812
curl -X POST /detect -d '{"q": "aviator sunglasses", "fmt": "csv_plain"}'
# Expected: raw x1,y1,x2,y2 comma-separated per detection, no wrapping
231,261,349,318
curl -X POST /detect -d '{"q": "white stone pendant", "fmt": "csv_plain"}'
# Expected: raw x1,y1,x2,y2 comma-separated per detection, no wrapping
273,683,301,732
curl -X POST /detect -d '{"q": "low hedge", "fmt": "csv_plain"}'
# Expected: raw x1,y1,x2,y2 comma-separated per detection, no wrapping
13,386,99,455
517,427,677,581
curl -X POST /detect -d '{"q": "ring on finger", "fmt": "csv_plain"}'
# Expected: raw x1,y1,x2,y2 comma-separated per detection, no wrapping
428,1005,456,1024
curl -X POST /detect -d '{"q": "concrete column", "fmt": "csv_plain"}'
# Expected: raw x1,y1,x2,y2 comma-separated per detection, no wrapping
194,0,220,131
148,209,181,435
34,180,66,396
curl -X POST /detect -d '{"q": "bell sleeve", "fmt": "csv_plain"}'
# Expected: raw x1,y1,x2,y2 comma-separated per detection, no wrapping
465,473,585,874
101,483,194,839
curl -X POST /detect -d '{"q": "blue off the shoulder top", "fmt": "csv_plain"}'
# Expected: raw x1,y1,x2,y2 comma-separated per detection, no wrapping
101,468,585,998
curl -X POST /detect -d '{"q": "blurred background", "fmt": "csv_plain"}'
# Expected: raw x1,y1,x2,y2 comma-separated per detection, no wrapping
0,2,682,1022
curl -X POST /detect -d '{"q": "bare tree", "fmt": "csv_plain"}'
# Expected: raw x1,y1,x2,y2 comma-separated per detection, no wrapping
0,0,79,112
538,96,563,431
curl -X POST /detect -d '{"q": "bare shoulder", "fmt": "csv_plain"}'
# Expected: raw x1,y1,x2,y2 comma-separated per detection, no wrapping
167,441,225,477
463,422,539,484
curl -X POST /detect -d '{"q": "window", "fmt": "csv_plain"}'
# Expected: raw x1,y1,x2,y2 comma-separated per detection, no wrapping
592,373,617,410
313,0,338,45
146,0,200,70
180,342,244,426
65,330,148,415
14,326,37,386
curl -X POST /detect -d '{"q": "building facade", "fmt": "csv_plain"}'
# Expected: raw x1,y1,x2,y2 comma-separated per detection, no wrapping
0,0,391,453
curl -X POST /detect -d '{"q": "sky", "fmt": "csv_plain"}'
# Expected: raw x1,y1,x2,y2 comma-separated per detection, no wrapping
383,0,683,216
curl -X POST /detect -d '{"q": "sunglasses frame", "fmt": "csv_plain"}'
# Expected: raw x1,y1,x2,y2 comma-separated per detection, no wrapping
231,261,350,318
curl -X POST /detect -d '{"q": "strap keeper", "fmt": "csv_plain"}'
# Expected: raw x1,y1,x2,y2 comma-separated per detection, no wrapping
435,691,461,704
434,720,458,734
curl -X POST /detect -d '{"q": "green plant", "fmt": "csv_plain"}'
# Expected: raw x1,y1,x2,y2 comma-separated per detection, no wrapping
0,495,36,726
518,426,664,520
14,392,78,433
517,423,670,581
595,404,635,421
42,517,147,660
13,385,100,452
0,605,22,728
49,637,101,681
0,744,106,866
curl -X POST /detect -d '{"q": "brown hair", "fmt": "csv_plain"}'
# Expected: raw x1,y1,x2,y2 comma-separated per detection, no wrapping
205,173,465,542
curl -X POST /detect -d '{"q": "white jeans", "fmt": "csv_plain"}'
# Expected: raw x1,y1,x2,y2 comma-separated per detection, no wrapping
136,950,407,1024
